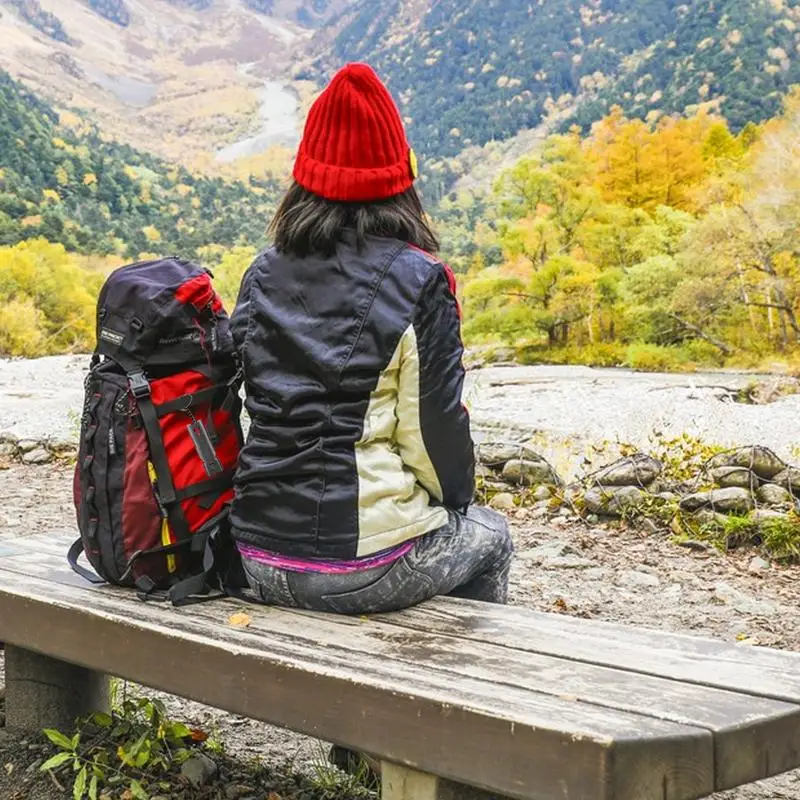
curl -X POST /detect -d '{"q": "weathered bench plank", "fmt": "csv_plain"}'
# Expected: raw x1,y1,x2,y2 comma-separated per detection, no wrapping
3,535,800,799
234,607,800,792
1,554,713,800
377,601,800,702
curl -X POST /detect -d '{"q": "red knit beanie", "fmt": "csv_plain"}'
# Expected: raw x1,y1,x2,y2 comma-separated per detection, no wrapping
293,63,417,203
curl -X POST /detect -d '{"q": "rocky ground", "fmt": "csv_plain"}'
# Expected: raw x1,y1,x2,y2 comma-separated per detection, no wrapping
2,462,800,799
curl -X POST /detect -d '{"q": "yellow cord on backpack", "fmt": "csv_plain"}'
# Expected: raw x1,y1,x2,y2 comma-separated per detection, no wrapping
147,461,176,574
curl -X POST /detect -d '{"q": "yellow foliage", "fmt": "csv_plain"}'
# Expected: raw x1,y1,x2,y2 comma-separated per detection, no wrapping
142,225,162,243
83,173,98,186
587,106,714,212
0,240,102,357
0,297,47,358
55,166,70,186
42,189,61,203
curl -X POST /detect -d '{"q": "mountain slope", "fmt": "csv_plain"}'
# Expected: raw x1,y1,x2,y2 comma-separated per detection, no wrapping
0,70,279,256
0,0,325,167
307,0,800,162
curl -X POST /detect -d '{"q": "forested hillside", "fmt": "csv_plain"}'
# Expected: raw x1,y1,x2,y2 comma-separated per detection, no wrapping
0,71,279,257
308,0,800,165
572,0,800,133
451,92,800,370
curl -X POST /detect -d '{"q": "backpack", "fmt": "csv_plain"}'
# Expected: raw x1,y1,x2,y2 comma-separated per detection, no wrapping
69,257,246,605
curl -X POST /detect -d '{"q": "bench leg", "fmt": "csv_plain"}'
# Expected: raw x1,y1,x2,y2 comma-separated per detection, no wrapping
4,646,110,732
381,762,498,800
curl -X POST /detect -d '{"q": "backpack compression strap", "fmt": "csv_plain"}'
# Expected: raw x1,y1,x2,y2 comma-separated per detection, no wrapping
67,537,106,585
128,370,192,541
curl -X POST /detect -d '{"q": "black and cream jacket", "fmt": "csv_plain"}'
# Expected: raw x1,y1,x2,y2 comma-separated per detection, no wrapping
229,232,475,559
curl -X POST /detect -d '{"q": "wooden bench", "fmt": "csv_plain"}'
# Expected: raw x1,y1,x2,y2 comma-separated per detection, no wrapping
3,534,800,800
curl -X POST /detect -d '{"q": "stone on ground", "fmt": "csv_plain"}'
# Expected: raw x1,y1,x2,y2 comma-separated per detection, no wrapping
583,486,646,517
501,457,560,487
476,442,542,466
489,492,516,511
592,454,662,487
772,467,800,493
20,447,50,465
710,466,757,489
680,487,754,514
180,752,218,788
757,483,794,506
707,446,786,480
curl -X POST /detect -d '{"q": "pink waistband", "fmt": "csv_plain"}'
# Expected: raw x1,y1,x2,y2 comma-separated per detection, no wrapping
237,540,415,574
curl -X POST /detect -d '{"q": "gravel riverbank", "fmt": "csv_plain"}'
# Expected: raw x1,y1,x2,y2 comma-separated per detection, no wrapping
3,356,800,478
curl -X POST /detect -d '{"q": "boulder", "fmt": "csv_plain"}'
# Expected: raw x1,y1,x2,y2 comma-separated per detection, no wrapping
592,454,662,488
583,486,646,517
502,458,560,487
749,508,789,525
15,439,40,454
748,556,770,574
488,492,516,511
0,440,17,458
21,447,51,465
689,509,730,528
772,467,800,494
476,442,543,467
707,446,786,480
756,483,794,507
709,466,757,490
180,753,218,788
679,487,754,515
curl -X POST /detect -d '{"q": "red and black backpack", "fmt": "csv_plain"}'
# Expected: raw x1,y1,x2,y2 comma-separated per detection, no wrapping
70,257,246,604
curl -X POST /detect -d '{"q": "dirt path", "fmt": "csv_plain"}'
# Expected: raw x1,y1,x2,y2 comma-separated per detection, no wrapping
3,464,800,798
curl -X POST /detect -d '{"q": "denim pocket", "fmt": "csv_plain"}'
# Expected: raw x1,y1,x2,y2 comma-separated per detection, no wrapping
242,558,297,607
319,559,436,615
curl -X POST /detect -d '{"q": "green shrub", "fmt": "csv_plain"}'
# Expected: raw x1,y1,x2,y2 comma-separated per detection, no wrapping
624,343,688,372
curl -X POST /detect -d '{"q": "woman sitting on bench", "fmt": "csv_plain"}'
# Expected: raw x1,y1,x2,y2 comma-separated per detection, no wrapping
229,62,513,614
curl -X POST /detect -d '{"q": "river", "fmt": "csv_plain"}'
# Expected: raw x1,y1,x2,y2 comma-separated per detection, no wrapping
215,80,300,162
2,358,799,478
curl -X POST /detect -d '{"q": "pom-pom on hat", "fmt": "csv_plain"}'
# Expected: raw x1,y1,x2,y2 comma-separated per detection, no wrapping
293,63,417,202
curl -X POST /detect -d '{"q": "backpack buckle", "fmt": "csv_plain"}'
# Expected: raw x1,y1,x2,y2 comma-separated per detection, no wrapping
128,371,151,398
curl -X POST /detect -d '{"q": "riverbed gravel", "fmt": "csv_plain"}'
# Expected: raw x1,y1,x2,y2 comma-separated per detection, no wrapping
3,356,800,479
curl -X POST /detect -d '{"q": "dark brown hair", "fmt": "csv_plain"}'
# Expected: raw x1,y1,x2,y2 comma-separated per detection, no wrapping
269,182,439,258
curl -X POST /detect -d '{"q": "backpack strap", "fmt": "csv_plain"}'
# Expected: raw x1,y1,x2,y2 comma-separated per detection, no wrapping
167,514,258,607
67,538,106,585
127,370,191,541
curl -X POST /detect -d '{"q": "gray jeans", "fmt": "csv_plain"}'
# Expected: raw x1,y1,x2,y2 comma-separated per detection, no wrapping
240,506,513,614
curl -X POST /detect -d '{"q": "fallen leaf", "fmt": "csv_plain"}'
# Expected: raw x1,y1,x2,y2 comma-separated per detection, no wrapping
190,728,209,742
267,793,282,800
228,612,252,628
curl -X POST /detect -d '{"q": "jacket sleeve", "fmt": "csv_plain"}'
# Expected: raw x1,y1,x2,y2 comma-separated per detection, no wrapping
230,260,257,357
395,265,475,510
